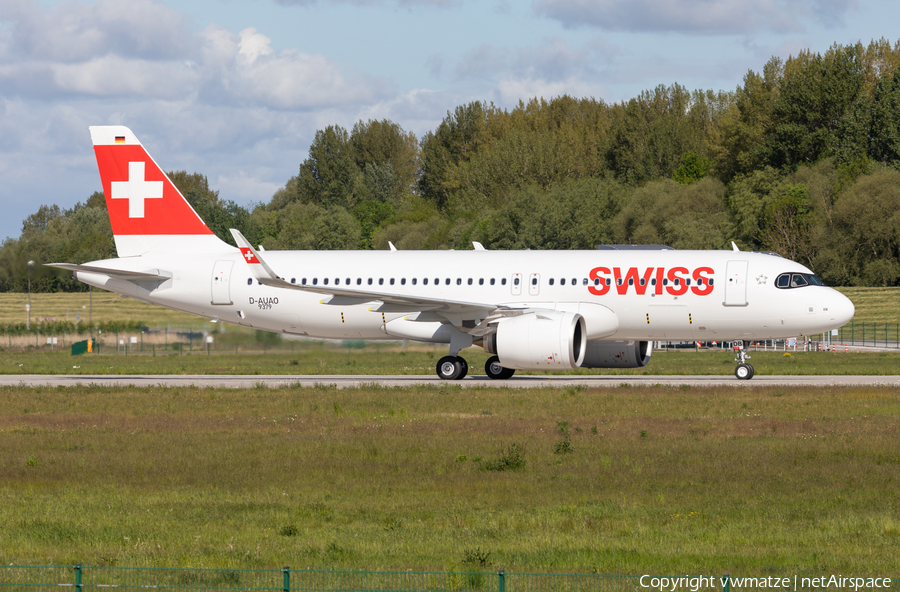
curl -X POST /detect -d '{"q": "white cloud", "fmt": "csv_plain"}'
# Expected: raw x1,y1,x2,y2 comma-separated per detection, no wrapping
532,0,859,35
0,0,196,62
215,170,283,201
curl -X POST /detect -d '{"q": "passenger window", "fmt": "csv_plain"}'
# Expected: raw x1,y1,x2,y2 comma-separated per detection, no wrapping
412,278,417,285
367,278,373,285
617,278,623,286
423,278,428,285
457,278,462,285
639,278,645,286
571,278,576,285
531,277,537,286
479,278,484,285
445,278,450,285
301,278,307,285
490,278,495,285
390,278,395,285
291,278,296,284
628,278,634,286
594,279,600,286
549,278,555,286
323,278,329,285
379,278,384,285
467,278,473,285
313,278,318,285
502,278,507,285
513,278,520,286
346,278,350,285
582,278,587,286
247,278,252,285
662,279,668,286
356,278,361,285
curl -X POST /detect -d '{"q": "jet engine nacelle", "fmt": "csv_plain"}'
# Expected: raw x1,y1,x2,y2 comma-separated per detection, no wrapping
581,340,652,369
484,311,586,370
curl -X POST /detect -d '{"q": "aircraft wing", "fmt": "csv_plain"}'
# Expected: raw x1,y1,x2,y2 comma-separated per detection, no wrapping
46,263,172,282
230,229,506,322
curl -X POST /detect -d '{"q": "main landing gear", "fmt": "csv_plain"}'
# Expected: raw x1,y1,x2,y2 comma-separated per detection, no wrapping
435,355,516,380
436,355,468,380
732,340,754,380
485,356,515,380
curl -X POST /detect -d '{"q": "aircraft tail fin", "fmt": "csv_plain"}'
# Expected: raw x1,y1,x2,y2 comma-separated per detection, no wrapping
90,126,232,257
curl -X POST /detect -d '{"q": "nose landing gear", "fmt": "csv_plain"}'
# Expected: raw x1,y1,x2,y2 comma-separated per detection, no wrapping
733,340,754,380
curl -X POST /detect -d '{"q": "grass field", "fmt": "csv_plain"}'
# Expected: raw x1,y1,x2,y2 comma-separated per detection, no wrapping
1,383,898,573
2,348,900,376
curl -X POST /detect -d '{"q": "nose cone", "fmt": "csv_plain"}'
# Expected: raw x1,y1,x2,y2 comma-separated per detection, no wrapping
828,290,855,327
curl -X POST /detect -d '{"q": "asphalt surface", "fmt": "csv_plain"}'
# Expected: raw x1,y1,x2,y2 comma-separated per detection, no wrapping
3,374,900,388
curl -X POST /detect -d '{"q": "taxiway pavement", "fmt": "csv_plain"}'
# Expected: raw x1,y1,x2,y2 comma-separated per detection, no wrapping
3,374,899,388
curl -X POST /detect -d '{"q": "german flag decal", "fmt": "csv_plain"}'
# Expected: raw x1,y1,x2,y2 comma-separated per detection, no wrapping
114,136,125,143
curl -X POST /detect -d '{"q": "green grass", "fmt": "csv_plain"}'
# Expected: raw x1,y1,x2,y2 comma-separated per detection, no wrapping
1,384,898,573
1,348,900,376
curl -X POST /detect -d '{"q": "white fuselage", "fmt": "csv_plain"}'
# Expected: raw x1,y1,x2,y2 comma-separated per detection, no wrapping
75,247,855,343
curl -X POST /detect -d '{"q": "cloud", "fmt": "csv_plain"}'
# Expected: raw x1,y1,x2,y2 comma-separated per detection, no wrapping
449,37,616,105
532,0,859,35
274,0,460,6
0,0,196,62
0,3,391,110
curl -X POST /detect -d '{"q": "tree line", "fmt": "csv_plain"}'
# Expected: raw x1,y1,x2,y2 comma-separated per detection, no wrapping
3,39,900,292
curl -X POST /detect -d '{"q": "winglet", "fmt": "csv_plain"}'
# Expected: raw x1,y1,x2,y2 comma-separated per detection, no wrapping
473,241,486,251
230,229,282,283
389,241,397,251
731,241,740,252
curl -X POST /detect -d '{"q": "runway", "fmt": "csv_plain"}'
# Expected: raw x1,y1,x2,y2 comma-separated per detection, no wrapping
3,374,900,388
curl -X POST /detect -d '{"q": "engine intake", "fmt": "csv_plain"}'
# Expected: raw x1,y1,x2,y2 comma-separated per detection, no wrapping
483,311,586,370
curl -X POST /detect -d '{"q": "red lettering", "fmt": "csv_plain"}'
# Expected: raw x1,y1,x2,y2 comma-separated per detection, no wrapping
588,267,610,296
666,267,689,295
691,267,714,295
587,265,716,296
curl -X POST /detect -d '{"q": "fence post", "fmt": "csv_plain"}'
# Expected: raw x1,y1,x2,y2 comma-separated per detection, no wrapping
75,563,83,592
497,569,505,592
283,566,290,592
722,574,730,592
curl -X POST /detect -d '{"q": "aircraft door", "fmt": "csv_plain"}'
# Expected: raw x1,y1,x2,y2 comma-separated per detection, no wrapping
511,273,522,296
211,260,234,305
723,260,748,306
528,273,540,296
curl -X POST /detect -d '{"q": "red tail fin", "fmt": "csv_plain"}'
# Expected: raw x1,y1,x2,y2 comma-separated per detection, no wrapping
90,126,228,257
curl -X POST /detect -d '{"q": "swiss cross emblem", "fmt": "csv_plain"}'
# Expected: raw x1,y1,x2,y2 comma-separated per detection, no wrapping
110,161,163,218
241,248,258,264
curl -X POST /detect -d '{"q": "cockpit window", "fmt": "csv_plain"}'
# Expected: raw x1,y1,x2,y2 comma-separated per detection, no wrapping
775,272,824,289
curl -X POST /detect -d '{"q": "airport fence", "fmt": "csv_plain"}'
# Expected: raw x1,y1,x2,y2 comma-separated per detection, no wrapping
3,566,894,592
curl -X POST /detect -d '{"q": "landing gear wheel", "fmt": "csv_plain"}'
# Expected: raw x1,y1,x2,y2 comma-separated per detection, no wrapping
456,356,468,379
732,339,754,380
437,356,461,380
485,356,516,380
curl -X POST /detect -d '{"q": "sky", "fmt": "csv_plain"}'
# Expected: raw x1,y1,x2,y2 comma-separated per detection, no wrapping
0,0,897,243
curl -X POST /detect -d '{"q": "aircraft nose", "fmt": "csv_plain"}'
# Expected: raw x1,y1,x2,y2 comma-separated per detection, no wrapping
827,290,855,327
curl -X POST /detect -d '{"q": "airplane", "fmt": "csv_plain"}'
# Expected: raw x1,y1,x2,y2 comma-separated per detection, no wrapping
48,126,855,381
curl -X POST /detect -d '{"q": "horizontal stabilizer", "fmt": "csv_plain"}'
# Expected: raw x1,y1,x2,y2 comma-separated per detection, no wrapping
46,263,172,282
